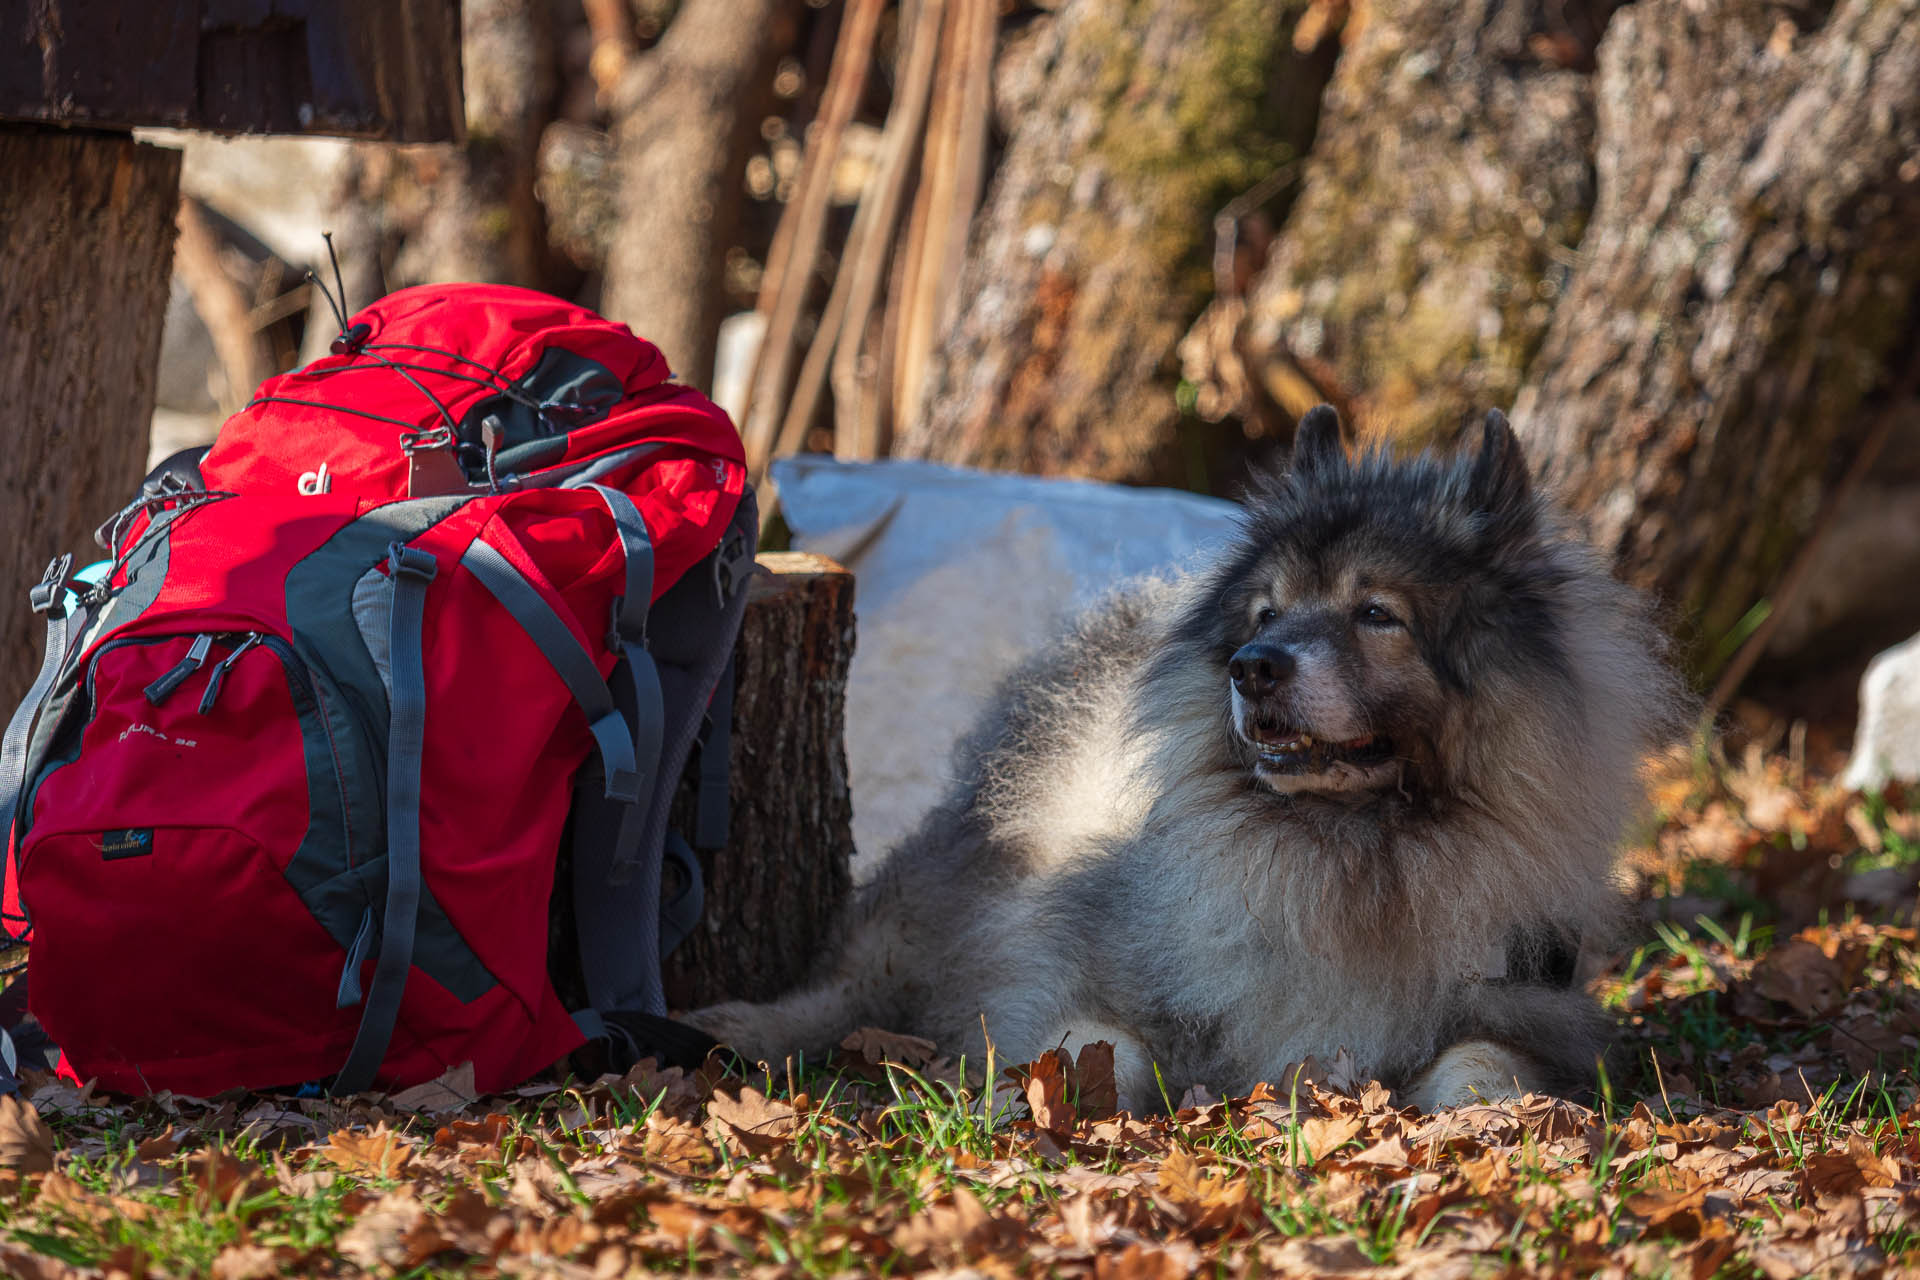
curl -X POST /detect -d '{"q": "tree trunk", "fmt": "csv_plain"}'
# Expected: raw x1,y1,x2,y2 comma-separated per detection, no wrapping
0,126,179,708
662,553,855,1009
1510,0,1920,664
1181,0,1617,449
599,0,804,391
296,0,563,366
893,0,1336,485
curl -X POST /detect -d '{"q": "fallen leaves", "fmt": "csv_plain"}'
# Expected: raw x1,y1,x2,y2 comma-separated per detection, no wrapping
0,748,1914,1277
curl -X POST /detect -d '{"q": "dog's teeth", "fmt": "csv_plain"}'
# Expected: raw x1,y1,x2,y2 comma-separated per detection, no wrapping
1298,734,1313,747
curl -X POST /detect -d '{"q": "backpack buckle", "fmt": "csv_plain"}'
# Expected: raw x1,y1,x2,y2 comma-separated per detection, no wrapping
29,555,73,619
606,596,646,652
387,543,439,583
711,529,752,607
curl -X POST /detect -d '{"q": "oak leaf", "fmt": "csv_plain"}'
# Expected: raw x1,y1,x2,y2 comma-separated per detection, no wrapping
323,1126,415,1179
1749,939,1846,1018
706,1085,798,1155
0,1095,54,1173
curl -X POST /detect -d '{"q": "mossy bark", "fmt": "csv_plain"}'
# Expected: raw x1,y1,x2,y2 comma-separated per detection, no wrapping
1184,0,1618,449
893,0,1336,484
1511,0,1920,665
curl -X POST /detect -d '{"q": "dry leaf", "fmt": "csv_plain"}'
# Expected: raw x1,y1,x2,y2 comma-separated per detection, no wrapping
1297,1113,1364,1163
1019,1050,1074,1137
388,1061,477,1113
1069,1041,1120,1118
640,1110,716,1173
0,1095,54,1174
706,1086,798,1155
1155,1147,1256,1235
209,1243,281,1280
1095,1240,1200,1279
1750,939,1848,1017
838,1026,940,1069
323,1127,415,1180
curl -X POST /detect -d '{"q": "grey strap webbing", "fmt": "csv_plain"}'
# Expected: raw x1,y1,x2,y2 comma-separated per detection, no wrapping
459,539,639,803
693,654,734,850
581,484,664,886
567,484,669,1015
332,544,437,1096
0,558,76,938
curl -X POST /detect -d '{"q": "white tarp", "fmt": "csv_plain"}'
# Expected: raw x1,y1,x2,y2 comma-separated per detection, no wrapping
771,455,1242,875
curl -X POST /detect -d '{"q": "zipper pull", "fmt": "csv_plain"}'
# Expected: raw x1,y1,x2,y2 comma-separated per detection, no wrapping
143,634,214,705
198,633,263,714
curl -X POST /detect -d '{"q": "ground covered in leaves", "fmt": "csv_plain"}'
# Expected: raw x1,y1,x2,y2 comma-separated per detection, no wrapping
5,738,1920,1278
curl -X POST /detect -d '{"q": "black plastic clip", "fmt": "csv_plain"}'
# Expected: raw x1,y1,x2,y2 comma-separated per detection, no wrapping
330,321,373,356
711,529,753,608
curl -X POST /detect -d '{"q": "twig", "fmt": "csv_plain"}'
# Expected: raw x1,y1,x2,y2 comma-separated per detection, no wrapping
828,0,945,461
892,0,995,436
581,0,637,103
173,198,273,417
1705,365,1920,719
740,0,888,482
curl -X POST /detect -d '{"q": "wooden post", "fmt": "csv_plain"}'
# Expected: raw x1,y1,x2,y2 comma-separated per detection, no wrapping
0,126,181,707
663,553,856,1009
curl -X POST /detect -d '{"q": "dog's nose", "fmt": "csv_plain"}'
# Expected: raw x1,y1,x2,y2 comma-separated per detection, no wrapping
1229,642,1295,698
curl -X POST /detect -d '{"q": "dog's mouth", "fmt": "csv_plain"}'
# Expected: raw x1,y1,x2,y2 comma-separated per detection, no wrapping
1243,724,1396,776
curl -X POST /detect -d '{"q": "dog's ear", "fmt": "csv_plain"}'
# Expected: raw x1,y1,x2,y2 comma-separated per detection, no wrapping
1469,409,1531,515
1290,404,1345,483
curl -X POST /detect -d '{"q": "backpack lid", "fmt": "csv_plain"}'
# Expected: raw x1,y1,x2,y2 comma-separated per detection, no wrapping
199,283,748,600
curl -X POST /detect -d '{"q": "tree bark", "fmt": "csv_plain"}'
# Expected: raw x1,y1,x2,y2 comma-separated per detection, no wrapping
600,0,805,391
1510,0,1920,663
662,553,855,1009
893,0,1336,485
1182,0,1617,448
0,126,179,708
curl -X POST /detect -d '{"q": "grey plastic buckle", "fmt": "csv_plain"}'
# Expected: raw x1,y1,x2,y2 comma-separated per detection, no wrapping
29,555,73,618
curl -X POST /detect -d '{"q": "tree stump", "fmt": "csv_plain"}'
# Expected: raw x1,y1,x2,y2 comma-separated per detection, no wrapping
0,126,181,710
662,552,856,1009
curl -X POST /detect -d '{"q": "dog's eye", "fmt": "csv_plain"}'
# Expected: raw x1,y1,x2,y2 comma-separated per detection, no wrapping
1357,603,1401,628
1255,606,1278,625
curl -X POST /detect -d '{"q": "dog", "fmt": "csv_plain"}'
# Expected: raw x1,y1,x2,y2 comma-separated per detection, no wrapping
691,407,1685,1110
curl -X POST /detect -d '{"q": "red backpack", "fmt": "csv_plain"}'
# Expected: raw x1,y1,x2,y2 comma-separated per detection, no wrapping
0,283,755,1097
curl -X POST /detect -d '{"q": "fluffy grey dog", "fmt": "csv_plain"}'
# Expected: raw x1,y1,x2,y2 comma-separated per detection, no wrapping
692,407,1685,1109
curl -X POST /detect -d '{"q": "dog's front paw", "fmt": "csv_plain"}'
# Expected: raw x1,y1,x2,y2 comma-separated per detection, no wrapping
1402,1039,1545,1111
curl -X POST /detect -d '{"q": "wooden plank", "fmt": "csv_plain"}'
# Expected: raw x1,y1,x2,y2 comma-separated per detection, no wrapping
1,0,463,142
0,125,181,709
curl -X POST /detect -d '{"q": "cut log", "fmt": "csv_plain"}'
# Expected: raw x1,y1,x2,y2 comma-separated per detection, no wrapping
1510,0,1920,666
663,552,856,1009
0,125,180,710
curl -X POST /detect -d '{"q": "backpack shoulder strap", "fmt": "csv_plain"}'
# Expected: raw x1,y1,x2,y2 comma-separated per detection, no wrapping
570,486,756,1019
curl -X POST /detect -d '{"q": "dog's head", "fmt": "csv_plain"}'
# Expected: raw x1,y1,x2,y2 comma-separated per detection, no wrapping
1179,405,1576,802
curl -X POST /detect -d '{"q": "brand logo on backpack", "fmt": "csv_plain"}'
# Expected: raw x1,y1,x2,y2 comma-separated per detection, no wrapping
100,828,155,860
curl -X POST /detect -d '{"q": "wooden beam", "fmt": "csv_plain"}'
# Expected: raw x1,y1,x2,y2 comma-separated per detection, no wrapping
1,0,464,143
